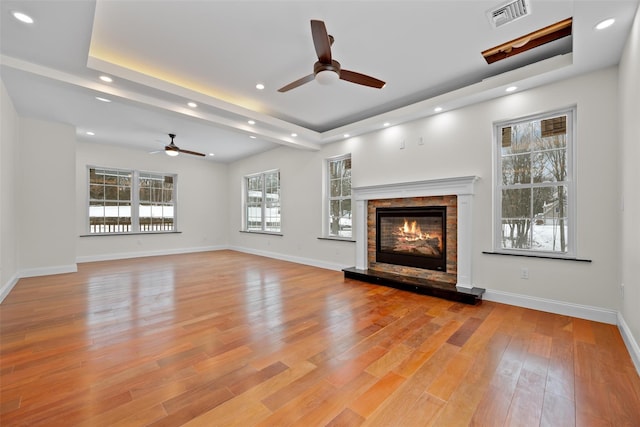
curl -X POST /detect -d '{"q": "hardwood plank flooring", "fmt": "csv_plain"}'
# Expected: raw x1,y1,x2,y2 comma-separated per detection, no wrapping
1,250,639,426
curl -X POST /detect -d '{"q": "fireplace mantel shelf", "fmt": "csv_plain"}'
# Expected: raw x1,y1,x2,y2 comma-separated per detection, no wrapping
352,176,480,201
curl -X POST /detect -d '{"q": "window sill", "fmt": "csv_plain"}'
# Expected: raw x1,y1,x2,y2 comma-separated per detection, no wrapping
482,251,591,262
239,230,283,236
80,231,182,237
317,236,356,242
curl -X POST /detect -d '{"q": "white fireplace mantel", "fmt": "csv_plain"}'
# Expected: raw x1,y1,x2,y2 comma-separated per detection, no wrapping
352,176,480,289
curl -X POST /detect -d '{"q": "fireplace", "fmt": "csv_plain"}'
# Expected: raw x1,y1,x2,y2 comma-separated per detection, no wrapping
351,176,479,289
344,177,484,303
376,206,446,271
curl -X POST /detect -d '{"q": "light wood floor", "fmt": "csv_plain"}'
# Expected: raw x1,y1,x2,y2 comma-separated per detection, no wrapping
1,250,639,426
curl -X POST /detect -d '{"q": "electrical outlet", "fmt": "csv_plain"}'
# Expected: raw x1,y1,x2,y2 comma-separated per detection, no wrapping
621,283,625,298
400,139,405,149
418,136,424,145
520,267,529,280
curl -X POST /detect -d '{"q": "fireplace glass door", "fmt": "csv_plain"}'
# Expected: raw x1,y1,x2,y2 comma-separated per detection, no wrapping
376,206,446,271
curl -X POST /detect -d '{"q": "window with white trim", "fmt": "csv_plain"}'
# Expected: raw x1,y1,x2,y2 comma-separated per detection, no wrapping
245,170,280,232
495,107,575,256
88,167,176,234
326,154,352,238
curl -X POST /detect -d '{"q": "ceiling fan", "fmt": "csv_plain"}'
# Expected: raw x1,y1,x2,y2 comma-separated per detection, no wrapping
278,20,386,92
159,134,205,157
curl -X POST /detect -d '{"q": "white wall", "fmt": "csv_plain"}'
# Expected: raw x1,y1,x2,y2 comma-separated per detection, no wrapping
0,79,19,300
230,67,621,313
76,141,229,261
17,118,77,276
619,5,640,357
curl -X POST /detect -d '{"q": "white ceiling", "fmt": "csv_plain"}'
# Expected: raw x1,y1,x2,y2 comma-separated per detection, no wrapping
1,0,638,163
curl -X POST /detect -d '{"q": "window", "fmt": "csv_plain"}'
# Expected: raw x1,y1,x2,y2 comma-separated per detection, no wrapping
88,167,176,234
327,154,352,238
245,170,280,232
138,172,175,232
495,107,575,256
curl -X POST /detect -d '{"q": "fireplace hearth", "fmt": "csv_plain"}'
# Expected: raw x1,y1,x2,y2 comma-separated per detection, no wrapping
376,206,446,272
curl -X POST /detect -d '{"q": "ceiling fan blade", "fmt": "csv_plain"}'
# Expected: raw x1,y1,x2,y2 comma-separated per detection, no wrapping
177,148,206,157
340,69,386,89
278,74,315,92
311,20,332,63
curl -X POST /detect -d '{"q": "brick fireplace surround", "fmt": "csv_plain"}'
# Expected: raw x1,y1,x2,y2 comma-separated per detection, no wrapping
351,176,480,291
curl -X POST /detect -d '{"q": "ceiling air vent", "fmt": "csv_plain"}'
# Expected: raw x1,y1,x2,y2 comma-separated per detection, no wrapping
487,0,531,28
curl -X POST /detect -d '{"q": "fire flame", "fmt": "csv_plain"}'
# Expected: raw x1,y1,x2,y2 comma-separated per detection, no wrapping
398,219,430,242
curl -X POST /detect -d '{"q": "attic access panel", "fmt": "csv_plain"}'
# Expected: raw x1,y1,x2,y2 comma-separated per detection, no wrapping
482,18,573,64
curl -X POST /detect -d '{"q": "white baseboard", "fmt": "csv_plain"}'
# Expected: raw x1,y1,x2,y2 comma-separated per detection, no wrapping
617,312,640,375
483,288,618,325
229,245,348,272
75,245,227,264
19,264,78,279
0,273,20,304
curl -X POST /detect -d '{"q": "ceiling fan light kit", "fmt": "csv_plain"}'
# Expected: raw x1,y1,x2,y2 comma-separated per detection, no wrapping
315,68,340,85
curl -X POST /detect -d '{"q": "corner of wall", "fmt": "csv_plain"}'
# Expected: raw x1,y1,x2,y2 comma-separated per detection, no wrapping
0,273,19,304
618,312,640,375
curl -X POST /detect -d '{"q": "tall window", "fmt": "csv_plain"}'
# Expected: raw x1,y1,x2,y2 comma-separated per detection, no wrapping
89,168,132,233
495,107,575,256
89,167,176,234
138,173,175,232
245,170,280,232
327,154,352,238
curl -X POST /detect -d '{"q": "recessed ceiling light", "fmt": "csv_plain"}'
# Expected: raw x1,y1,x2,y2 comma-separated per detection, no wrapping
12,11,34,24
383,122,390,127
434,107,443,112
344,134,350,138
99,75,113,83
291,133,297,137
95,96,111,102
248,120,255,125
208,153,215,157
256,83,265,90
595,18,615,30
187,101,198,108
249,135,257,139
86,131,95,136
505,86,518,92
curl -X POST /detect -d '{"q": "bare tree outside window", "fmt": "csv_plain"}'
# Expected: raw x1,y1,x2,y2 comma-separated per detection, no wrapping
327,155,352,238
244,170,280,232
497,109,573,255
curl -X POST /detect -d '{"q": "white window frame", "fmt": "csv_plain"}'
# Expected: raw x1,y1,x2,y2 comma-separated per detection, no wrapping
324,154,353,239
493,107,576,258
87,166,177,234
243,169,281,233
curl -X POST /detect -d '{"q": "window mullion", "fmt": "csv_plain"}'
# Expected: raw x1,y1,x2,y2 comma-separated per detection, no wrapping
262,176,267,231
131,170,140,232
